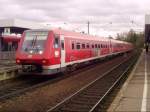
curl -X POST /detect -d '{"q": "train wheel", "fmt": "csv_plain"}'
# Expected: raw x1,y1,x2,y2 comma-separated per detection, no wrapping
65,64,77,74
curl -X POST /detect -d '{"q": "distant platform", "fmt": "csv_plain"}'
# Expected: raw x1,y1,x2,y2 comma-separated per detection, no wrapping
108,50,150,111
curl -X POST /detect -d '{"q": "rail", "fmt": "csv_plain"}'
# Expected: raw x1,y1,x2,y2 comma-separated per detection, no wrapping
47,51,140,112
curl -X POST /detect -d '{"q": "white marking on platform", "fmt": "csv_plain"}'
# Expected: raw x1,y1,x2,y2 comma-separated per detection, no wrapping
141,54,148,112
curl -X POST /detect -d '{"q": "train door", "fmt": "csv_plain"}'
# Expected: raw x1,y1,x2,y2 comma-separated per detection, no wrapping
98,44,101,56
60,35,66,68
95,44,98,57
109,40,112,54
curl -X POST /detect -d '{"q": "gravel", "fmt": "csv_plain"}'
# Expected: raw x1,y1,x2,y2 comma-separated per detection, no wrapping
0,53,132,112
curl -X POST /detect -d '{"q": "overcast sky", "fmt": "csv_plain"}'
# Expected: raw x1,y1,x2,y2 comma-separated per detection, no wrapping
0,0,149,37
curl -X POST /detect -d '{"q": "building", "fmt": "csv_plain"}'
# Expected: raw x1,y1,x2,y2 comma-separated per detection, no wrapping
0,19,49,59
0,19,46,52
145,15,150,44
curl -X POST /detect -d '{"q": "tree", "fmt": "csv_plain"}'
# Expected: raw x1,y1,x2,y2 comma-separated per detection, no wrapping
116,29,144,48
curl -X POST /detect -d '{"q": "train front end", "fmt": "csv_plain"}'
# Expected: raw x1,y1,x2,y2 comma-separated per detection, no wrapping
16,30,56,75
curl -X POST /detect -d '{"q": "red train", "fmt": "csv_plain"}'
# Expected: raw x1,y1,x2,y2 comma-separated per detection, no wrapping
16,29,133,75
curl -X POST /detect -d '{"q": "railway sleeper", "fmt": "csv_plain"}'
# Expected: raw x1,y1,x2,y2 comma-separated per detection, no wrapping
60,103,92,111
74,96,100,102
70,99,98,106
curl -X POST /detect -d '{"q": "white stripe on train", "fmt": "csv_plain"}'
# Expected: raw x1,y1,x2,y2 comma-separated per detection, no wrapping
43,50,130,69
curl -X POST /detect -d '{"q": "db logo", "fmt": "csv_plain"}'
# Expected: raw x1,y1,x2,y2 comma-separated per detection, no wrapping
28,55,32,58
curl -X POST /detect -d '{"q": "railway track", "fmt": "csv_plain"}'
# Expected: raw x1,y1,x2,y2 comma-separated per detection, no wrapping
0,53,128,102
47,51,140,112
0,76,53,101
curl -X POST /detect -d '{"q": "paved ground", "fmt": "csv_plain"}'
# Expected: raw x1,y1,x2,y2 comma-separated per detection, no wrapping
0,60,16,68
108,51,150,111
0,59,20,81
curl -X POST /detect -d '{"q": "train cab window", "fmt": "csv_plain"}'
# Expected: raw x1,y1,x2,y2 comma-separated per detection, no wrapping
72,43,75,49
82,43,85,49
22,31,48,54
76,43,80,49
54,36,59,48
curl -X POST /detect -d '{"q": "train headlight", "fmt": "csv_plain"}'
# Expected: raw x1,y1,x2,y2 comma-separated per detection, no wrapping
39,50,43,54
54,51,59,57
29,50,33,54
42,59,47,64
16,59,20,63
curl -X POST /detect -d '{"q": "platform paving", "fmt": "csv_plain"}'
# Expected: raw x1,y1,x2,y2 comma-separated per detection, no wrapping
0,60,16,69
108,51,150,111
0,60,21,81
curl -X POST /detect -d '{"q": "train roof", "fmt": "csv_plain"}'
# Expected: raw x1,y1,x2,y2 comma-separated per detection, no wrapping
52,29,132,45
53,29,109,41
25,28,132,45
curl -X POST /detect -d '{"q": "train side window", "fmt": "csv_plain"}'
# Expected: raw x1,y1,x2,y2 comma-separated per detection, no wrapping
86,43,89,49
95,44,97,48
54,37,59,48
98,44,100,48
72,43,75,49
92,44,94,48
76,43,80,49
101,44,103,48
82,43,85,49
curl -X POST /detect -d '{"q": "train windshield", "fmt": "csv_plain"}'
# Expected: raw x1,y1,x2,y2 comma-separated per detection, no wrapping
22,31,48,54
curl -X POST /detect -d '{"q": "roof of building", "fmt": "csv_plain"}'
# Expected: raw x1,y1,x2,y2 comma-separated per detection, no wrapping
0,19,47,29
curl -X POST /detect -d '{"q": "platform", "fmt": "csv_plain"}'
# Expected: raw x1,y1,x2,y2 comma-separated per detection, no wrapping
0,59,21,81
0,59,15,65
108,51,150,111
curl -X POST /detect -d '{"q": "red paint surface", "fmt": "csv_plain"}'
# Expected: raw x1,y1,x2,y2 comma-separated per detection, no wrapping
16,29,133,67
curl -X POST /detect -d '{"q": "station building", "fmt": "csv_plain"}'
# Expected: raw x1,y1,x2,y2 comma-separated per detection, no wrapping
0,19,46,52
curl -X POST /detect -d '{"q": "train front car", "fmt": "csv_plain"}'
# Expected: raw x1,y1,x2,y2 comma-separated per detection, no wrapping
16,29,61,75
